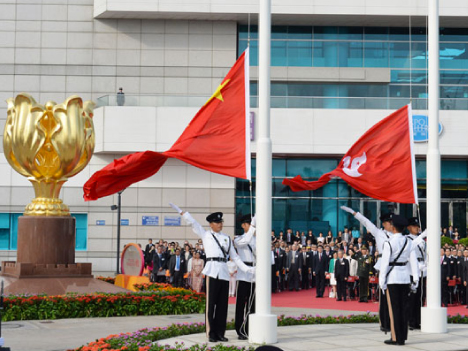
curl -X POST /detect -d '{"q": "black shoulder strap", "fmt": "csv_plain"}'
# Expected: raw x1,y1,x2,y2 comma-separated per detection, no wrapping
211,232,230,259
386,237,408,279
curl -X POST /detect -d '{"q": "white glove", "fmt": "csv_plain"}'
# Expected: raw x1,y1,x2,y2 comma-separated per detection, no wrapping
249,267,256,276
411,281,418,293
169,202,182,214
380,283,387,294
251,215,256,227
420,230,427,240
340,206,355,214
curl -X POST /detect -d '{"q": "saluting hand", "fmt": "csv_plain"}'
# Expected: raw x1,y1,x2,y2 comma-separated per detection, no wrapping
340,206,356,215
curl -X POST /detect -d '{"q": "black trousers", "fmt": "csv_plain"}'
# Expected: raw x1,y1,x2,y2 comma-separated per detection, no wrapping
379,287,390,332
316,271,325,297
408,276,426,328
441,279,449,306
288,264,300,290
173,271,183,287
336,278,347,300
235,281,256,337
271,266,278,292
206,276,229,339
387,284,410,344
359,276,369,301
301,266,309,289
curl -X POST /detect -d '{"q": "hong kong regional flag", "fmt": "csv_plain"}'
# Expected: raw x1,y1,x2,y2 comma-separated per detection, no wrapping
84,49,251,201
283,105,418,204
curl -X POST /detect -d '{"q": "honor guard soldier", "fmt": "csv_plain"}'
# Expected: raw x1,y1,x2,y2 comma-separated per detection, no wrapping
379,214,419,346
234,214,256,340
406,217,427,330
169,203,255,343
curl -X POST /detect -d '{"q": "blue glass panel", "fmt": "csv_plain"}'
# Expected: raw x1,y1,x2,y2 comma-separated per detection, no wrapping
440,71,468,84
441,85,468,99
73,213,88,251
389,27,409,41
238,25,258,39
441,160,468,179
440,42,468,69
411,42,428,69
389,42,410,67
0,229,9,250
288,26,312,39
286,159,337,178
314,26,338,40
364,42,388,67
0,213,9,229
273,179,288,196
313,41,338,67
416,160,427,179
288,83,324,97
271,40,287,66
272,26,288,39
10,213,20,250
440,28,468,42
338,26,363,40
271,83,287,96
338,42,363,67
272,159,286,177
250,82,258,96
249,40,259,66
389,85,410,97
364,27,389,41
272,199,287,234
238,40,248,57
391,70,428,84
287,41,312,66
411,27,427,42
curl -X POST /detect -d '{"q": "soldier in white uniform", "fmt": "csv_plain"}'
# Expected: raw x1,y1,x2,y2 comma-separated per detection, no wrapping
379,214,419,346
406,217,427,330
170,203,255,343
234,214,256,340
341,206,393,332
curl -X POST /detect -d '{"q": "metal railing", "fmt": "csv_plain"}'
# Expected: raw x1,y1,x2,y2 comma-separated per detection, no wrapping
97,94,468,110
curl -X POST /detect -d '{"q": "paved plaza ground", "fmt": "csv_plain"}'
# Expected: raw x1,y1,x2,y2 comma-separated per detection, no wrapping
3,305,467,351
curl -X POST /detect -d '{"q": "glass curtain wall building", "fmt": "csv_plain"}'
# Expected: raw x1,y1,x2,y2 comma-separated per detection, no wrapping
240,25,468,110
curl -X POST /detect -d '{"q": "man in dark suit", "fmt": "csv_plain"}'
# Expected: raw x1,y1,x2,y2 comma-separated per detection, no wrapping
169,248,186,287
273,242,286,291
335,249,350,301
441,248,452,307
286,244,302,291
152,245,168,283
271,245,280,293
313,245,328,297
300,246,312,290
286,228,294,246
462,248,468,307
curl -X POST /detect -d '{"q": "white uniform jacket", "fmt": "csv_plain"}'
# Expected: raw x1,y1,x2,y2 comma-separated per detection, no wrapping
183,212,254,281
408,233,427,277
234,225,256,283
379,233,419,289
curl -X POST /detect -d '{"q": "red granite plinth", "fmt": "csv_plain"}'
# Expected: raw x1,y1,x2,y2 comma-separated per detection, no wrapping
1,276,130,295
17,216,76,266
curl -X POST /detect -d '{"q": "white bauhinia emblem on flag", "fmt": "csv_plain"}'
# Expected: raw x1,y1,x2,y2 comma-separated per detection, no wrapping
342,152,367,178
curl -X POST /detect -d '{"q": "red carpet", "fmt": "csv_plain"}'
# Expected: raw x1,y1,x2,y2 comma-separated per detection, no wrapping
229,287,468,316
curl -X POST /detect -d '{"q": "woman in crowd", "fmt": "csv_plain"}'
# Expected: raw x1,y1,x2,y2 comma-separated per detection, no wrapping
329,251,337,298
336,231,343,244
190,251,205,293
325,231,334,245
317,232,325,244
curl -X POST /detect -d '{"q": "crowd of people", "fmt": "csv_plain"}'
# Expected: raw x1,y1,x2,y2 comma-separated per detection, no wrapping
141,224,468,308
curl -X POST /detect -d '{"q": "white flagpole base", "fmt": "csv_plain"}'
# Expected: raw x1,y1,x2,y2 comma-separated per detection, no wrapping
421,307,447,333
249,313,277,344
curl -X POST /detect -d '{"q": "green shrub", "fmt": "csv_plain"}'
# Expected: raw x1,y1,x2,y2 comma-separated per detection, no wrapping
457,237,468,247
441,236,454,247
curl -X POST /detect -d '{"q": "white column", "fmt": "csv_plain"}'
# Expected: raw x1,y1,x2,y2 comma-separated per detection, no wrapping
249,0,277,344
421,0,447,333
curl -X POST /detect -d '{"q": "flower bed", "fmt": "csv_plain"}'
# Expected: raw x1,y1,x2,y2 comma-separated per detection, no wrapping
96,276,116,284
3,289,205,321
72,312,468,351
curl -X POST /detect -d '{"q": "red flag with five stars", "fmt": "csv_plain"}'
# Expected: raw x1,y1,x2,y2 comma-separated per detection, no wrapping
84,49,251,201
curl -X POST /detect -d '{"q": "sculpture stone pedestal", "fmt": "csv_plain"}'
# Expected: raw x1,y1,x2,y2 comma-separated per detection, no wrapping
1,216,128,295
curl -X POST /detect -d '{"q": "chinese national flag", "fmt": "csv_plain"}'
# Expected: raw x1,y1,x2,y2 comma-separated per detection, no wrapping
283,105,418,204
83,49,251,201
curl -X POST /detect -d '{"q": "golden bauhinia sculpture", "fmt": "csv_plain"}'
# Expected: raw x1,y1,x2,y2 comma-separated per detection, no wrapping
3,93,95,216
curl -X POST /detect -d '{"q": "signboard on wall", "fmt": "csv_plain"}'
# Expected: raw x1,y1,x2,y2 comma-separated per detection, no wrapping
142,216,159,226
164,216,181,226
121,219,129,226
96,220,105,226
413,115,443,142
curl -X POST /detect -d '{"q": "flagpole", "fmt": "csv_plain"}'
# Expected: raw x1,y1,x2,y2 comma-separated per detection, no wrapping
249,0,277,344
421,0,447,334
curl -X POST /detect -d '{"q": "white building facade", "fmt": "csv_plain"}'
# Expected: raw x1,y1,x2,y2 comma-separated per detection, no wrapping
0,0,467,274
